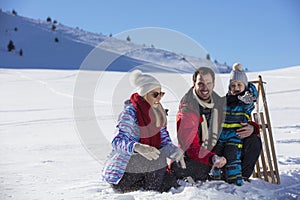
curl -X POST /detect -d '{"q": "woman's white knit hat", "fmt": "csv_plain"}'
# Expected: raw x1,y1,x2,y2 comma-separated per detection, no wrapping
129,70,161,96
229,63,248,86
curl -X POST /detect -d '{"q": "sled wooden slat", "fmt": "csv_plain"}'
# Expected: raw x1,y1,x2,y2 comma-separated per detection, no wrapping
260,112,276,183
254,162,261,178
252,113,268,181
260,76,280,184
250,76,280,184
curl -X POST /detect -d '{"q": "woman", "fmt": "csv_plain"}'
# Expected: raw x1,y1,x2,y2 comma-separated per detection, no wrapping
102,70,186,193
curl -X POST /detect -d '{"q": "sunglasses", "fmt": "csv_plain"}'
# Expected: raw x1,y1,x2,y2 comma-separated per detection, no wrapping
150,91,165,98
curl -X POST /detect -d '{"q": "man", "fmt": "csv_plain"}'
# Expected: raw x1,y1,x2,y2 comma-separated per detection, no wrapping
171,67,262,182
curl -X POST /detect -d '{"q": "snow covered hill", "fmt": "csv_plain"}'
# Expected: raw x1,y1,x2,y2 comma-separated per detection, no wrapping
0,11,230,73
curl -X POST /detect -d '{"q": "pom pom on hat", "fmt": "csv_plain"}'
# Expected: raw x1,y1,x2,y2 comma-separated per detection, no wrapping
129,69,142,87
129,69,161,96
232,62,243,71
229,62,248,86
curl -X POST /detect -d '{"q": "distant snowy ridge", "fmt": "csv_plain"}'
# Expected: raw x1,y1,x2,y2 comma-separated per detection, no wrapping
0,11,230,73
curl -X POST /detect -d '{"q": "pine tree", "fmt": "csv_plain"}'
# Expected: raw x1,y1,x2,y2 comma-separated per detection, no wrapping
12,9,17,15
206,54,211,60
47,17,52,22
126,36,131,42
7,40,15,52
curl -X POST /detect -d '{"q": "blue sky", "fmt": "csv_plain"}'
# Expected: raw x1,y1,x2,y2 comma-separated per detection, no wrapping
1,0,300,71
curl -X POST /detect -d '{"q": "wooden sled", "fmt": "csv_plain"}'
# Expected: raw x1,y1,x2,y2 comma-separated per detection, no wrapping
250,76,280,184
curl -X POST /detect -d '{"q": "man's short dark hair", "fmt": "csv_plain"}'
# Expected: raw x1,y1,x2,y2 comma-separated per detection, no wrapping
192,67,215,83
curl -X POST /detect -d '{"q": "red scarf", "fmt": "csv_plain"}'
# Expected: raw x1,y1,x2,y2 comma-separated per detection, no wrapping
130,93,161,149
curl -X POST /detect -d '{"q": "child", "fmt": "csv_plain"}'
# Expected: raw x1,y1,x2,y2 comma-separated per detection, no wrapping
212,63,258,186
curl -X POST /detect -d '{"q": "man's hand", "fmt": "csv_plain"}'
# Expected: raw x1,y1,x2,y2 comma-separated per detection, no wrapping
237,122,254,138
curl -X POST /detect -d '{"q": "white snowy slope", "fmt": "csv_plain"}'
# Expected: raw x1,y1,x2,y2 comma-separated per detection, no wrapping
1,66,300,200
0,11,229,73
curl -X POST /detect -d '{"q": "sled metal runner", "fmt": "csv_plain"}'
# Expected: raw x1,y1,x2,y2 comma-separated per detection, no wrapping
250,75,280,184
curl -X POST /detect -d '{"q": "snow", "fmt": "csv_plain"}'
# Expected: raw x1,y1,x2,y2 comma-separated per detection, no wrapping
1,67,300,200
1,10,300,200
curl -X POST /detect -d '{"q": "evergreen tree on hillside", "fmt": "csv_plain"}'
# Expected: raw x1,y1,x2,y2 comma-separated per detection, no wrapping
206,54,211,60
126,36,131,42
12,9,17,15
47,17,52,22
7,40,15,52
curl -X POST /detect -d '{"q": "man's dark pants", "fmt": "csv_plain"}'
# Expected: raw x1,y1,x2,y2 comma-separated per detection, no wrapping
171,134,262,181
